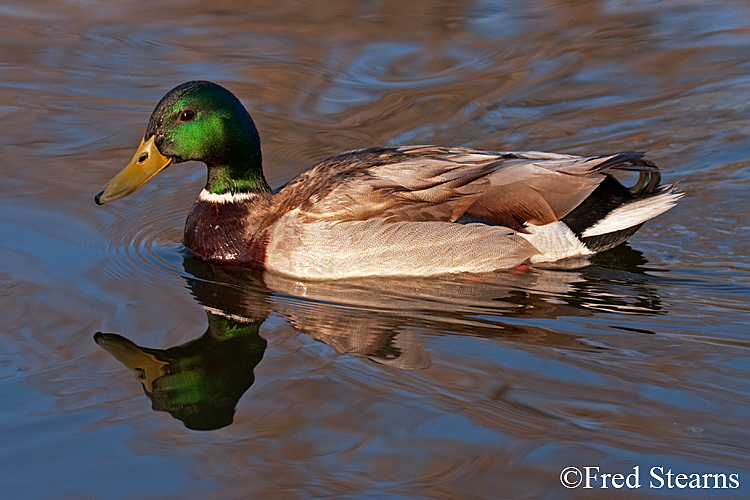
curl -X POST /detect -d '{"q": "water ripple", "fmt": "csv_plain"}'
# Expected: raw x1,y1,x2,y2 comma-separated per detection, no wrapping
99,200,187,290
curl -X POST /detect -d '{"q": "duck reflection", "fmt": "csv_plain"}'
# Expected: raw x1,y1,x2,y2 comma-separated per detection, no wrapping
95,263,272,431
95,314,266,431
95,245,662,430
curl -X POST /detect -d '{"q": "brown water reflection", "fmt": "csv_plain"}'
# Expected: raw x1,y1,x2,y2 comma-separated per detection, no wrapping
93,247,664,431
86,248,749,497
95,251,655,431
3,0,750,498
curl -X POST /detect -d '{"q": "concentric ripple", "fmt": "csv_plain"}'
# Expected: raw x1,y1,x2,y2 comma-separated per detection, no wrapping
98,200,188,290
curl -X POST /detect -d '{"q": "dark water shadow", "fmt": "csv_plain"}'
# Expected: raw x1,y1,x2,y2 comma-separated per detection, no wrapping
95,245,666,430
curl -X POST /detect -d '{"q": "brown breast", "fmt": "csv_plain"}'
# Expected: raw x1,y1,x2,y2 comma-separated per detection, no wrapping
183,198,269,268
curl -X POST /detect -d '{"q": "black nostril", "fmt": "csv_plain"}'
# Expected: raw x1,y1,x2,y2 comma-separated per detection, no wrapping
138,153,148,163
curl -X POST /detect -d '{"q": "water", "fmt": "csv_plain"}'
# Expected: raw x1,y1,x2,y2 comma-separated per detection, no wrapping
2,0,750,498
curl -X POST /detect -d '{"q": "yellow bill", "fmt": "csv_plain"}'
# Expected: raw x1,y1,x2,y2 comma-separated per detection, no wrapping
95,136,173,204
94,332,169,394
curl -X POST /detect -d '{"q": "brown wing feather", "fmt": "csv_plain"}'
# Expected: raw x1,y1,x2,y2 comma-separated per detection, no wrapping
270,146,652,232
464,152,653,230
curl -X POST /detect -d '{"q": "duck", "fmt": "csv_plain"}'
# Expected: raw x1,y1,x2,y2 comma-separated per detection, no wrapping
95,80,681,279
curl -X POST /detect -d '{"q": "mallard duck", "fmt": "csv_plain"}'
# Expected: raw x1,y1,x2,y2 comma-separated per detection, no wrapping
96,81,681,279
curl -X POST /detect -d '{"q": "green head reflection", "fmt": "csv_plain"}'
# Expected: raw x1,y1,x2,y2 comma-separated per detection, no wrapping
95,311,266,431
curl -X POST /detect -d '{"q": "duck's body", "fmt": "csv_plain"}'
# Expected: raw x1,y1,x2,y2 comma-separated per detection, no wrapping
96,81,680,279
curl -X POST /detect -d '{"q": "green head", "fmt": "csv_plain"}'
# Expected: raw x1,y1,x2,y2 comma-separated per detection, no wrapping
96,81,270,204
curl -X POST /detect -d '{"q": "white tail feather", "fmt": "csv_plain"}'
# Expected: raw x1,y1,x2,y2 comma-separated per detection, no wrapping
521,222,593,263
582,188,683,237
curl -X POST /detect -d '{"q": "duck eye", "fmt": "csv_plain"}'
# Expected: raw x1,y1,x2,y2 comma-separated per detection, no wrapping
178,109,196,122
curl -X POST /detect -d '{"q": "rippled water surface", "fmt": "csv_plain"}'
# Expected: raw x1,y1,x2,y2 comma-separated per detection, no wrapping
2,0,750,498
